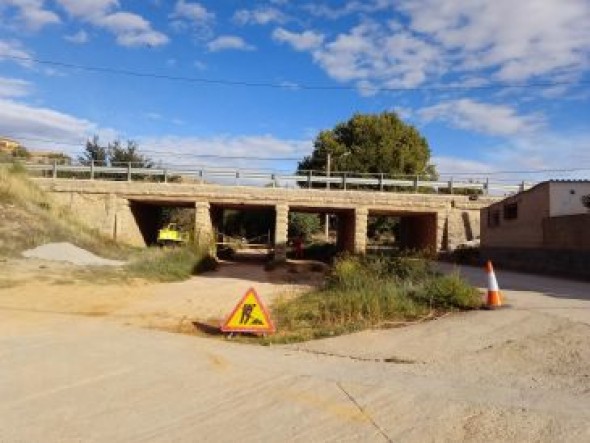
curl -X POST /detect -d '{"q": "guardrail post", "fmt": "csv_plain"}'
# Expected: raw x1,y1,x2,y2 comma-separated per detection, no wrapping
448,177,454,194
342,173,347,190
127,162,132,181
379,173,384,191
163,169,168,183
89,160,95,180
413,175,419,192
307,170,312,189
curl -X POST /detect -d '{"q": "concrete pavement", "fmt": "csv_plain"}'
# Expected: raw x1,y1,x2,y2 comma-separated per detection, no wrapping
1,264,589,442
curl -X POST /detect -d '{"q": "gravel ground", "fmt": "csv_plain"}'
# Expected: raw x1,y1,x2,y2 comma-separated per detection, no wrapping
22,242,125,266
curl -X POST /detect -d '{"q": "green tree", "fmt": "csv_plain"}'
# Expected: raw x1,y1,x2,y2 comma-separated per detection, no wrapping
78,136,153,168
288,213,321,240
108,140,153,167
298,112,435,180
78,135,107,165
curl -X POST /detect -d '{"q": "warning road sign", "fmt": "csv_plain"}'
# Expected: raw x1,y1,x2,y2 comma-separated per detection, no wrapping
221,288,275,334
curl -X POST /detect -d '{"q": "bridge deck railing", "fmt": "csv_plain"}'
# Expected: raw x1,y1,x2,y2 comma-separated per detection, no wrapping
11,162,531,195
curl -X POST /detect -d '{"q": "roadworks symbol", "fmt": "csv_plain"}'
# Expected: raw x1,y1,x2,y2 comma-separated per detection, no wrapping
221,288,275,334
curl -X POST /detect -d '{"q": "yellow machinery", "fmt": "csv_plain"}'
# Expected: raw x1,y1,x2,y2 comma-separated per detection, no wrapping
157,223,189,245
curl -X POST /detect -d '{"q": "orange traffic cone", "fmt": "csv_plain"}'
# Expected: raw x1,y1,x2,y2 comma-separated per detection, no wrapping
485,260,502,308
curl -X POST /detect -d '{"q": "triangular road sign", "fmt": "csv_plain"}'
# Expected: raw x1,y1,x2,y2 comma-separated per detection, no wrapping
221,288,275,334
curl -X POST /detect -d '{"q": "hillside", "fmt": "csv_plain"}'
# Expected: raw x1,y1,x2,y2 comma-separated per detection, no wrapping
0,164,131,259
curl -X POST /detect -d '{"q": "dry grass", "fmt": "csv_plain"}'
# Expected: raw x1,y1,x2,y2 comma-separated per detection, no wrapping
0,164,132,259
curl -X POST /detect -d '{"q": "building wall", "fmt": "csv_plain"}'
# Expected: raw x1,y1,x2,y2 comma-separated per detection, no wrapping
543,214,590,250
481,183,550,248
549,182,590,217
481,247,590,280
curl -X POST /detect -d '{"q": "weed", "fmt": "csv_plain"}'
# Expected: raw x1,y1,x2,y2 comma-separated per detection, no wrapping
414,273,481,310
266,254,479,343
125,246,213,282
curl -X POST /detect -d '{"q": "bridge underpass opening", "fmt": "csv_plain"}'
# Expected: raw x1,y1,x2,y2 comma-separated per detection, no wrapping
368,211,437,252
288,207,360,258
209,204,275,260
129,200,195,246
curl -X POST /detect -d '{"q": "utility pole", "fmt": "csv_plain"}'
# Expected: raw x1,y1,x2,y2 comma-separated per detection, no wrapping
325,152,331,241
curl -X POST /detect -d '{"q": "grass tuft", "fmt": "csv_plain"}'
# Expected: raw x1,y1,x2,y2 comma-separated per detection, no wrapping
125,246,215,282
267,254,480,343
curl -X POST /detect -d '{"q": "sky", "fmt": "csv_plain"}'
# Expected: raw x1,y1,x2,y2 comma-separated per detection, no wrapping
0,0,589,181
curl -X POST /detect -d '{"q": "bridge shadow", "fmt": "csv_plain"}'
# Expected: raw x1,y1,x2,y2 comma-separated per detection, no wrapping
436,262,590,303
196,258,327,287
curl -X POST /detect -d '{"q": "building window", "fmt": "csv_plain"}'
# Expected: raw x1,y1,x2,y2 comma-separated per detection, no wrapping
503,202,518,220
488,210,500,227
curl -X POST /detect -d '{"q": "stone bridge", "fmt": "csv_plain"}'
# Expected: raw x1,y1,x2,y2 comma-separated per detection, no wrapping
35,179,498,260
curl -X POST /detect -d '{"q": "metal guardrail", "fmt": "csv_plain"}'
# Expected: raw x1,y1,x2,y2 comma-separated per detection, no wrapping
18,162,533,195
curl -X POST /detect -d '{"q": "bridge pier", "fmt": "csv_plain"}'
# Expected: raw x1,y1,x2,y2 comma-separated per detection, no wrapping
274,203,289,261
194,202,214,254
337,207,369,254
353,207,369,254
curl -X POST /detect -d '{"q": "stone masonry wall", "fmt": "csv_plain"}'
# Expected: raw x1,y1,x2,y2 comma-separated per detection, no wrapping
37,179,495,252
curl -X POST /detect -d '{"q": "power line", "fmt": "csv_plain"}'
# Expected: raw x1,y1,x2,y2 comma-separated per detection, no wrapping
4,54,589,92
4,133,590,176
1,134,303,161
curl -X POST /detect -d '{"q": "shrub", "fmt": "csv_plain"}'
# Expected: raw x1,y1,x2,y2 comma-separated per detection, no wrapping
414,273,481,310
126,246,210,282
268,254,480,343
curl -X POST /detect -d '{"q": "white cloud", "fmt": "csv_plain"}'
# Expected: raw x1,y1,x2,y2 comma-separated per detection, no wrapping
0,39,33,67
0,77,32,98
277,1,590,94
56,0,168,47
139,134,311,171
431,156,495,175
96,12,168,47
276,23,441,90
234,7,287,26
207,36,255,52
64,30,89,44
398,0,590,81
169,0,214,39
272,28,324,51
171,0,214,23
56,0,117,20
193,60,207,71
2,0,61,30
0,98,100,151
419,99,545,137
303,1,391,20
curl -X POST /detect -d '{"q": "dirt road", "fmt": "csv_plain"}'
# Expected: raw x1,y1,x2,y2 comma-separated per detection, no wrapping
0,261,588,442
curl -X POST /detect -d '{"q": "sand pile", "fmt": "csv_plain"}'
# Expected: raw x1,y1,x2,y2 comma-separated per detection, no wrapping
22,242,125,266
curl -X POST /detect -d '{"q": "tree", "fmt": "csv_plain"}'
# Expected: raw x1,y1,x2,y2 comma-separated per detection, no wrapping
298,112,435,180
288,212,321,240
78,136,153,168
108,139,153,167
78,135,107,165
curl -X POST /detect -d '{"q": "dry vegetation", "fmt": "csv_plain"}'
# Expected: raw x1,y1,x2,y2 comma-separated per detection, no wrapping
0,163,130,259
0,164,211,282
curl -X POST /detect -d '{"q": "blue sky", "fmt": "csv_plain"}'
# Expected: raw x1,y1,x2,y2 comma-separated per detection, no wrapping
0,0,589,179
